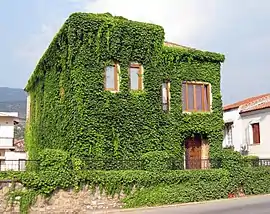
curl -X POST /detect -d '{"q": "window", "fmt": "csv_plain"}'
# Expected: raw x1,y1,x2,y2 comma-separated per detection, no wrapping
182,82,210,112
162,81,170,111
251,123,260,144
129,64,143,90
105,64,119,91
225,122,233,146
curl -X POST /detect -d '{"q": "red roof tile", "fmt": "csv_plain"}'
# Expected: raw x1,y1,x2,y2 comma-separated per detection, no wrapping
223,93,270,111
240,101,270,114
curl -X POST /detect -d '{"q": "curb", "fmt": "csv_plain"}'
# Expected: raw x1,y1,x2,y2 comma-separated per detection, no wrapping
97,194,270,213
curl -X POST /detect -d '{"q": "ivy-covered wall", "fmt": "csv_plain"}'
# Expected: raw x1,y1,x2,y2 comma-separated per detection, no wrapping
25,12,225,160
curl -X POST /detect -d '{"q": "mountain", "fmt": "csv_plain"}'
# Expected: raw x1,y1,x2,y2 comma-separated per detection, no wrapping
0,87,27,118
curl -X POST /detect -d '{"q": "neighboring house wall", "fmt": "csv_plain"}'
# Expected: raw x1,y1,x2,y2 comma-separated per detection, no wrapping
223,107,270,158
240,108,270,158
0,117,15,148
223,108,242,151
0,113,27,171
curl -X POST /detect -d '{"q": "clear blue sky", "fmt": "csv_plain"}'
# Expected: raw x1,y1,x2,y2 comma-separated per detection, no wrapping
0,0,269,105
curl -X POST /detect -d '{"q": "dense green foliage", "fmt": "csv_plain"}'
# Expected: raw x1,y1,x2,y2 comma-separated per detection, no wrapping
25,12,225,161
141,151,176,171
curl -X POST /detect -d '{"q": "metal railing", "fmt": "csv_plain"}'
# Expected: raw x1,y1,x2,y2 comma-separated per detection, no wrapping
0,158,270,171
0,159,27,171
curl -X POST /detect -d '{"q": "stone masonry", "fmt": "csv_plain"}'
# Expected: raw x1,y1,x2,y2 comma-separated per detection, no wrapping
0,182,125,214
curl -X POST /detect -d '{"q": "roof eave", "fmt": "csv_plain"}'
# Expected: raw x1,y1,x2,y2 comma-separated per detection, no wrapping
239,106,270,114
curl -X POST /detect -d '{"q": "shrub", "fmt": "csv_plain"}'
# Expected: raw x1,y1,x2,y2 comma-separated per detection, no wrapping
37,149,72,171
243,155,259,167
218,149,245,170
141,151,176,171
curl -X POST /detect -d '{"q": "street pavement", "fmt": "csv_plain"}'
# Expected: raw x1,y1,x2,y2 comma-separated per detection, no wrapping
118,195,270,214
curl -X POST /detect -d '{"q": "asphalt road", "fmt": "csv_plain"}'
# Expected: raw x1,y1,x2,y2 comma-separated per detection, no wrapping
119,195,270,214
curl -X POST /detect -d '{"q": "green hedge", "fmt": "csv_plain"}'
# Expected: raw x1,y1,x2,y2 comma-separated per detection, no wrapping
141,151,178,171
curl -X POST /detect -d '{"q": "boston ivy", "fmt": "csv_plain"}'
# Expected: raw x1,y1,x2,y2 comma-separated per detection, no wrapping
25,12,225,162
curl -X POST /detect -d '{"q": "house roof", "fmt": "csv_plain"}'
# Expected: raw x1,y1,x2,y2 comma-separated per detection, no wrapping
164,41,194,50
223,93,270,113
240,101,270,114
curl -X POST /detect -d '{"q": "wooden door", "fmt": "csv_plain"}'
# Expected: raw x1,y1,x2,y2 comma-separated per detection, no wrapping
185,136,202,169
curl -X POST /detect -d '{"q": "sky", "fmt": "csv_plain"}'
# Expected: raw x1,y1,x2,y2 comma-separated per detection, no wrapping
0,0,270,105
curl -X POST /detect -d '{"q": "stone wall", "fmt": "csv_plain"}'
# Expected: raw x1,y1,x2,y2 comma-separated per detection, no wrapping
0,181,125,214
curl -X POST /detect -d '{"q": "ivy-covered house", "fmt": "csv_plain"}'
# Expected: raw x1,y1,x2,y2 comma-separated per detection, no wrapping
25,12,225,169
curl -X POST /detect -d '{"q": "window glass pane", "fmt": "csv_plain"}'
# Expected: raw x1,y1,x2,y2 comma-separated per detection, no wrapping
188,84,194,110
195,85,202,110
203,85,209,110
162,83,168,104
226,124,233,146
182,83,187,110
105,66,115,89
130,67,139,89
162,83,168,111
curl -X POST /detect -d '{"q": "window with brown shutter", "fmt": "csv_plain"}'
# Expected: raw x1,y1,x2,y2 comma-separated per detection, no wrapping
251,123,260,144
129,63,143,90
182,82,210,112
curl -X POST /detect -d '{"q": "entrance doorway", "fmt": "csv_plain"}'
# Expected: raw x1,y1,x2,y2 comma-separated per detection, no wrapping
185,134,202,169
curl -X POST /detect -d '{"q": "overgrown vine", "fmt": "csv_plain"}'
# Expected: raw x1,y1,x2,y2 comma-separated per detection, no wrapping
25,12,225,161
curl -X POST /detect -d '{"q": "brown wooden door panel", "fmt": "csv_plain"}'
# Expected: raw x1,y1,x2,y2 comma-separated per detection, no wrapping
185,136,201,169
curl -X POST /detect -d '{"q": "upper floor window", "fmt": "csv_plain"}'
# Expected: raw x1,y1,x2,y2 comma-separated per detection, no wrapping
182,82,210,112
105,64,119,92
129,63,143,90
162,81,170,112
251,123,260,144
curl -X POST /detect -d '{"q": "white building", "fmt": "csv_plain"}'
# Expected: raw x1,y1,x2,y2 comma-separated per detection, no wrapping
0,112,26,170
223,93,270,158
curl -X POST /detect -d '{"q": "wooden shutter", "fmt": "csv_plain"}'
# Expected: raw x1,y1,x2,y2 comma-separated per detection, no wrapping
252,123,260,144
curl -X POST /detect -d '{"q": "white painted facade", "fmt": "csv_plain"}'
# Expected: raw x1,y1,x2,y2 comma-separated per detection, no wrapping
223,108,242,151
0,112,18,149
0,112,27,171
223,107,270,158
240,108,270,158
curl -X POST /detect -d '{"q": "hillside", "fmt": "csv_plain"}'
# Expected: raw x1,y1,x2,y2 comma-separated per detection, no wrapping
0,87,27,118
